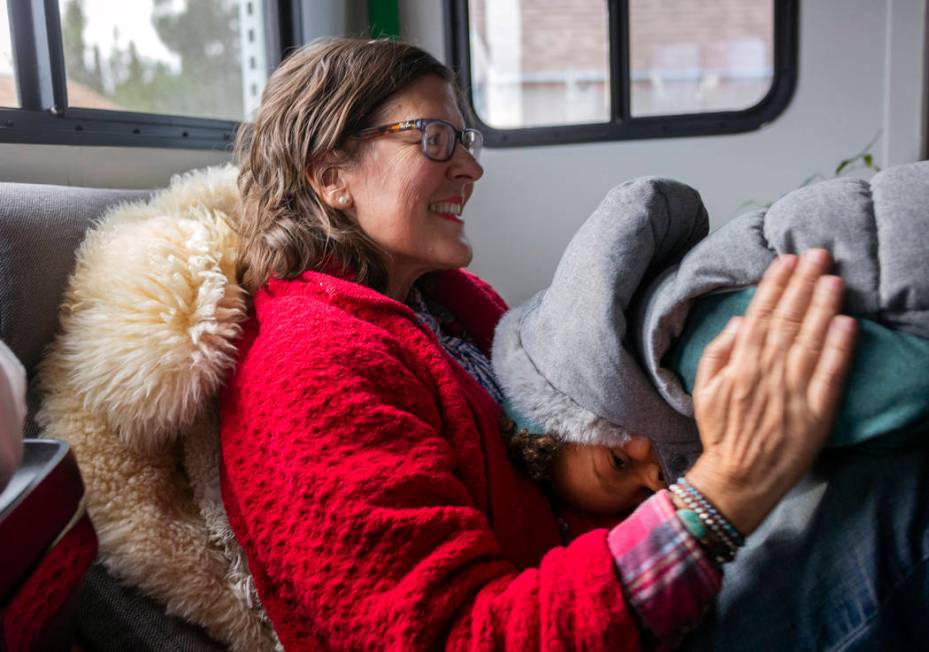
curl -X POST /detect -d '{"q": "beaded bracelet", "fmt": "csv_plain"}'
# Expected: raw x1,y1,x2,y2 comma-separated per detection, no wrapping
669,486,737,559
678,477,746,546
672,494,738,557
670,501,737,565
669,481,741,548
669,483,743,565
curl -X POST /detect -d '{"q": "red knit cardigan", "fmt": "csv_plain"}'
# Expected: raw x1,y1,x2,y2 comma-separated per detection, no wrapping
220,269,645,650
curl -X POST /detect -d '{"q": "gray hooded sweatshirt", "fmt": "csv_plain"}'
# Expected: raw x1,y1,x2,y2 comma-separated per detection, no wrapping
492,160,929,481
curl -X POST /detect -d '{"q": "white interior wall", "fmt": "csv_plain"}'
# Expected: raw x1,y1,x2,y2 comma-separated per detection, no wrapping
302,0,369,42
399,0,927,304
0,144,231,188
884,0,928,164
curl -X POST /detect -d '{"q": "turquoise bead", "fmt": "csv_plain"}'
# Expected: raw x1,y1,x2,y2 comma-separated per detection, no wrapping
677,509,707,540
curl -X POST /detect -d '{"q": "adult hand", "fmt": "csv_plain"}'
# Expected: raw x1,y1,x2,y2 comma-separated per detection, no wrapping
686,249,857,536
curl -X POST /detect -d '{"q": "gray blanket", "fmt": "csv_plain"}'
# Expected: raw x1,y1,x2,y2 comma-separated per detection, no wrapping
493,161,929,481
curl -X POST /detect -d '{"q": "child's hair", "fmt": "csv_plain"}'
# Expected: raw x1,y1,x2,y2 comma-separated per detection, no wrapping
500,416,563,484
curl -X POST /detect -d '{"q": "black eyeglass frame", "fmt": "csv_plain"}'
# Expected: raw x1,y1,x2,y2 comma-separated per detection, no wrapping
354,118,483,162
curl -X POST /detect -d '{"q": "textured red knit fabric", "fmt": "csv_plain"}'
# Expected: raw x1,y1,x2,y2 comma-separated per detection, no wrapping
2,514,97,650
220,269,645,651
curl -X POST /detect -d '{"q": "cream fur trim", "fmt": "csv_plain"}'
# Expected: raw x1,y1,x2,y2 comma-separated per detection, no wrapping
37,165,280,651
47,167,243,453
492,303,631,447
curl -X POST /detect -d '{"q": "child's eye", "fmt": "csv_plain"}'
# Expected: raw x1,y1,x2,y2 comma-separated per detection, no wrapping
609,450,626,470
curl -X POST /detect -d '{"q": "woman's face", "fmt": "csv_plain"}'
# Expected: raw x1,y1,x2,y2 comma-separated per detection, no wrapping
340,75,484,299
551,437,666,515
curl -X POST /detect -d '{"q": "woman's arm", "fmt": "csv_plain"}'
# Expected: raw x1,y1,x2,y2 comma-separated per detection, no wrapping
221,321,622,649
221,249,855,650
220,298,714,651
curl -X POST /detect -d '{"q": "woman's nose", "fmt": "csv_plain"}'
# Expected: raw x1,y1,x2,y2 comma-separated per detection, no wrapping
448,144,484,182
624,436,666,492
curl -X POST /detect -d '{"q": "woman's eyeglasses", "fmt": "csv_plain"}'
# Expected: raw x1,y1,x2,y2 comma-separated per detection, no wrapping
354,118,483,162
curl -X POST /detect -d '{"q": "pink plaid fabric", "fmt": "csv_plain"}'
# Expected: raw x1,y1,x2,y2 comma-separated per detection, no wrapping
609,490,723,647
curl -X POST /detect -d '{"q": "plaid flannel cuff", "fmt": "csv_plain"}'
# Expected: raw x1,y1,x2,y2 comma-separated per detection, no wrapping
608,490,722,646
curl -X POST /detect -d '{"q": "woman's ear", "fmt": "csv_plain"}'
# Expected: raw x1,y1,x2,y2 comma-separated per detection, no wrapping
306,161,353,210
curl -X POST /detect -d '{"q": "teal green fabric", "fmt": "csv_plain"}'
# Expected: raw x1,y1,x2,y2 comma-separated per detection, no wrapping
664,289,929,448
502,398,547,436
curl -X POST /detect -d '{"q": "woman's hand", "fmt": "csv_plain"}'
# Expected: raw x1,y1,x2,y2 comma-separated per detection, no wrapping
686,249,857,536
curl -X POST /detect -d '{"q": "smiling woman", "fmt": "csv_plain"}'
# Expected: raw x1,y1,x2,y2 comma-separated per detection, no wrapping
315,74,484,299
233,39,469,296
220,37,857,651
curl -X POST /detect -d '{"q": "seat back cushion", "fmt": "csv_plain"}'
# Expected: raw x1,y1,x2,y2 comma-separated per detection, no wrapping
0,183,150,371
0,183,149,434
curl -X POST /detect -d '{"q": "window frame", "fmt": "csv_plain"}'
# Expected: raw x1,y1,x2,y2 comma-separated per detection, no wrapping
0,0,303,149
445,0,799,147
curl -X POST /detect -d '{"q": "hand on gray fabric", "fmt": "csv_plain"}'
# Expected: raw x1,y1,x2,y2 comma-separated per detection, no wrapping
685,249,857,536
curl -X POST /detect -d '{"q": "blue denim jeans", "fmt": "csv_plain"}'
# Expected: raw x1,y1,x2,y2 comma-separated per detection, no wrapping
683,443,929,651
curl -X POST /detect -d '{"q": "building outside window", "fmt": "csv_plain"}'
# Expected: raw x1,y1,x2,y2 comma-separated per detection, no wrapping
1,0,297,148
451,0,796,146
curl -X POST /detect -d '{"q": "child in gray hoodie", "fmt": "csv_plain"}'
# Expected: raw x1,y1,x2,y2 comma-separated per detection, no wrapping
493,166,929,518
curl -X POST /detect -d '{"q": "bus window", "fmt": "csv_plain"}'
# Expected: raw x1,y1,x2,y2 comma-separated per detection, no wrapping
0,0,297,149
448,0,797,146
630,0,774,117
59,0,269,122
468,0,611,129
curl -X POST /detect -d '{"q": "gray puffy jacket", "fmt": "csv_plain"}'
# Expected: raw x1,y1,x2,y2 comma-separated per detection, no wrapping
492,161,929,480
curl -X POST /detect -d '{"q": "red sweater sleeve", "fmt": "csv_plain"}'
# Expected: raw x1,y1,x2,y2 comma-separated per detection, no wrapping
220,294,645,651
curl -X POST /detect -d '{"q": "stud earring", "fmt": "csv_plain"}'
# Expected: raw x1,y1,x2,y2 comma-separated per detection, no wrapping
338,194,350,207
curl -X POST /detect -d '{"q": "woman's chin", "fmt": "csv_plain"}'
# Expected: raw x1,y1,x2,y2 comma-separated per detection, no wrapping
455,244,474,268
436,239,473,270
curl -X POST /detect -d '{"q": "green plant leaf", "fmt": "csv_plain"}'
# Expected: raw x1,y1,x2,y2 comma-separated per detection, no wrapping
835,158,852,175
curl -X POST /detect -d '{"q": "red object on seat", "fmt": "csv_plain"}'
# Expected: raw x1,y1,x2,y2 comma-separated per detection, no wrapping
0,441,98,651
2,515,97,650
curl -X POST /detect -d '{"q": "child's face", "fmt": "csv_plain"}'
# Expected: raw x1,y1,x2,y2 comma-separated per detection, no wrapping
550,436,666,515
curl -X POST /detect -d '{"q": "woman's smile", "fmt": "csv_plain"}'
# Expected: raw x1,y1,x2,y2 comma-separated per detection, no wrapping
429,195,465,223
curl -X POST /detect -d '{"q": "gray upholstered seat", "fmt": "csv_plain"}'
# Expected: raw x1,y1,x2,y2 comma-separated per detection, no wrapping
0,181,223,651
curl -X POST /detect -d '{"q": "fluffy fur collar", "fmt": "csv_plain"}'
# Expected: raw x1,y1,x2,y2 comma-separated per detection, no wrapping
37,165,279,650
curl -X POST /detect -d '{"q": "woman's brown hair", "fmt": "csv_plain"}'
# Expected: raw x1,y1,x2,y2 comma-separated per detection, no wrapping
234,38,455,293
